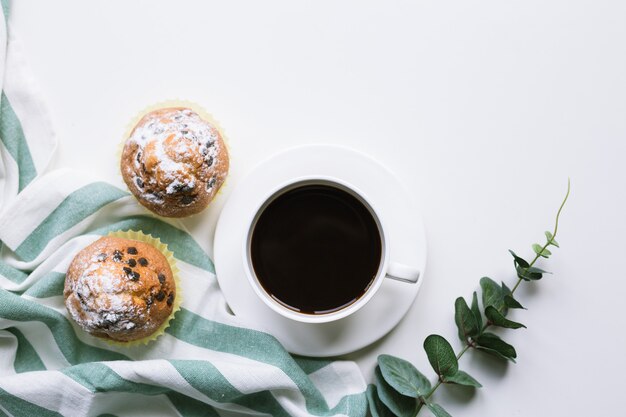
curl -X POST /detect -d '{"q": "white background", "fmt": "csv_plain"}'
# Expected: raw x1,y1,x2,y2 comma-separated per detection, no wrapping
11,0,626,415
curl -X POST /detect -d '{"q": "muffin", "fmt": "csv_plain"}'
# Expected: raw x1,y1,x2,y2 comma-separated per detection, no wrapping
121,107,229,217
64,236,176,342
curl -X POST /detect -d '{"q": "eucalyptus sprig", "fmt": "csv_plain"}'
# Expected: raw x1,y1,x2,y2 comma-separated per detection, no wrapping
368,180,570,417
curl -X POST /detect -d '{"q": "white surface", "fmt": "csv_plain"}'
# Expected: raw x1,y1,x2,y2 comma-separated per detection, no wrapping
214,145,426,354
11,0,626,415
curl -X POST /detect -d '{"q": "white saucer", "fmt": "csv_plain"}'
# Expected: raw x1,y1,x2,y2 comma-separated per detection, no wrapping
214,145,427,357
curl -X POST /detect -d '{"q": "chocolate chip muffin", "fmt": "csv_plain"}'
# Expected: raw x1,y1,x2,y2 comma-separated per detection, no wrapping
64,236,176,342
121,107,229,217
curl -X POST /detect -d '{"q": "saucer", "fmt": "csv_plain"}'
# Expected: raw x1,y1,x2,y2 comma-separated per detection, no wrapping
214,144,427,357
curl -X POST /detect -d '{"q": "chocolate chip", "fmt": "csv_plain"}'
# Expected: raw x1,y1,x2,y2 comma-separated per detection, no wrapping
113,250,123,262
138,257,148,266
127,258,137,267
121,266,139,281
155,290,165,301
180,194,196,205
96,253,107,262
127,247,138,255
207,177,216,190
135,177,144,189
136,151,142,164
205,140,215,148
167,293,174,307
158,273,166,284
205,156,214,167
172,183,193,194
181,130,189,135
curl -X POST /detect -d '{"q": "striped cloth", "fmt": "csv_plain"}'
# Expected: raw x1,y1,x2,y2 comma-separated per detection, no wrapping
0,3,367,417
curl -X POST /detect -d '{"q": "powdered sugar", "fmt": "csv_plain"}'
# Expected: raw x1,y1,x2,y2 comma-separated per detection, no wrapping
141,191,165,205
66,255,146,335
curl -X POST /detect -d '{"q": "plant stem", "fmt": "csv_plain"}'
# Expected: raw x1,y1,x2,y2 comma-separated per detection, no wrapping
425,380,442,400
415,180,570,414
510,277,524,294
550,178,570,244
513,178,569,292
413,400,424,416
456,344,470,360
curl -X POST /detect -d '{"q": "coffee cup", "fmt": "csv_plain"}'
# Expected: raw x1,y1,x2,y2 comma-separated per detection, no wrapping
243,176,420,324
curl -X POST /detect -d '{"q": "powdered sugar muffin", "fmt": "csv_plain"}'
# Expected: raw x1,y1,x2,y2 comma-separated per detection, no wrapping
121,107,229,217
64,236,176,342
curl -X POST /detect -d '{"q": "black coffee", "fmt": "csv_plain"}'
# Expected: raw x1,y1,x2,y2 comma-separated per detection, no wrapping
250,184,382,315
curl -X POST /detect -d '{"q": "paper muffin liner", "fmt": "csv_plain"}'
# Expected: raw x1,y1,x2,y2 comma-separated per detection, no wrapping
103,229,183,347
117,99,231,214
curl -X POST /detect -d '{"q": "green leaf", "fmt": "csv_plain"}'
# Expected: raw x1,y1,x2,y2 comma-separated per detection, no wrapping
444,370,482,388
516,266,538,281
424,335,458,378
532,243,552,258
504,294,525,309
545,231,559,247
516,265,543,281
454,297,479,343
509,250,529,268
366,385,396,417
485,306,526,329
470,291,482,329
374,366,417,417
527,266,549,274
510,251,540,280
427,403,452,417
480,277,504,311
500,282,512,315
475,332,517,362
378,354,431,397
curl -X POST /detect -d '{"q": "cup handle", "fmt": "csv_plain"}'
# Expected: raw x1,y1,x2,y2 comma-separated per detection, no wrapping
385,261,420,284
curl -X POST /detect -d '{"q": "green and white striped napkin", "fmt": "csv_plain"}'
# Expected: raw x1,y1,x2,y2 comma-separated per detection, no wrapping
0,3,367,416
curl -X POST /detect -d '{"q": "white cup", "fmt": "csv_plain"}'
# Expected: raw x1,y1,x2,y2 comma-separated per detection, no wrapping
243,176,420,324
